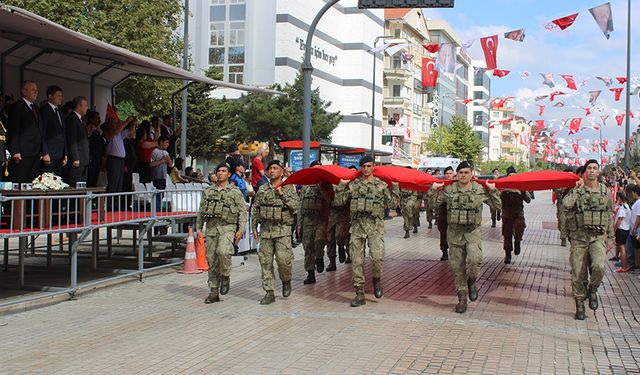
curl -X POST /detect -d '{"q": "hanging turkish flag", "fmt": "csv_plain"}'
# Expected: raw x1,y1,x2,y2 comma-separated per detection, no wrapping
463,99,473,105
601,139,608,152
616,114,625,126
551,13,579,30
560,75,577,90
630,111,635,118
549,91,565,101
421,57,438,88
602,156,610,165
535,120,545,132
491,97,513,109
493,69,510,77
499,117,513,124
422,44,440,53
582,107,591,116
616,77,628,85
480,35,498,70
538,105,545,116
610,87,624,101
568,118,582,134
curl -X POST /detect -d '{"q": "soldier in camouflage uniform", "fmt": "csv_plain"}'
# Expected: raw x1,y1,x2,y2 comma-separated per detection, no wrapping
500,166,532,264
196,162,248,304
560,166,584,246
400,187,419,239
429,161,501,313
251,160,300,305
435,166,455,261
300,162,332,283
334,155,399,307
327,195,351,267
562,159,614,320
553,187,569,247
490,168,502,227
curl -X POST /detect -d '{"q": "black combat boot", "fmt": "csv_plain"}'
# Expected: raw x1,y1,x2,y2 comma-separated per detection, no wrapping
491,218,496,228
575,299,586,320
440,250,448,261
350,287,366,307
455,292,467,313
588,287,598,310
561,238,567,247
428,221,433,229
338,246,346,263
345,252,352,264
326,257,337,271
467,278,478,301
373,277,383,298
204,288,220,304
303,270,316,284
404,230,410,239
413,225,418,234
259,291,275,305
504,250,512,264
219,276,230,295
316,257,325,273
514,241,521,255
282,280,291,297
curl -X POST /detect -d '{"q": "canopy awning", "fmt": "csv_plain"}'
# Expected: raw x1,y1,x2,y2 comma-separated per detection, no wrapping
0,4,281,95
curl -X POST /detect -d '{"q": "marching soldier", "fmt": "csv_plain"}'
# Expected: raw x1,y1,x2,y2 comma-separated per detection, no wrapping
435,166,454,261
251,160,300,305
300,162,332,283
400,187,418,238
334,156,399,307
562,159,614,320
327,193,351,267
429,161,500,313
561,166,585,246
500,166,532,264
196,162,248,304
490,168,502,227
413,192,423,232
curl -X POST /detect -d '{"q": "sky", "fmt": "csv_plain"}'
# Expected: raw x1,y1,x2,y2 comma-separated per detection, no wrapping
424,0,640,161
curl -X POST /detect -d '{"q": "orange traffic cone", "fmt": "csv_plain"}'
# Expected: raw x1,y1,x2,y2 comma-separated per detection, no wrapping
180,226,202,274
195,231,208,271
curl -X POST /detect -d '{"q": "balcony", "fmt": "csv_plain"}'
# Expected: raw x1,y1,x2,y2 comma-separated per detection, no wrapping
383,96,411,109
502,143,515,149
501,129,511,136
384,66,412,81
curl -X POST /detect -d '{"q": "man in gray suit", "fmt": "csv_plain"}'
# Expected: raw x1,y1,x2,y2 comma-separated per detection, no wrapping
65,96,89,185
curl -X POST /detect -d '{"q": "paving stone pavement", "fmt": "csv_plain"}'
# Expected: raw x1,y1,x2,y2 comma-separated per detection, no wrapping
1,190,640,374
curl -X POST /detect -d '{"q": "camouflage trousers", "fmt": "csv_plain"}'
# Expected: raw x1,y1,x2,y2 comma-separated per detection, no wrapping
438,216,449,251
205,230,235,289
258,236,294,292
327,218,349,258
413,204,421,227
302,219,327,271
350,218,385,288
401,203,416,231
425,207,435,223
569,231,606,300
448,224,483,293
557,205,567,240
502,213,526,251
490,207,501,221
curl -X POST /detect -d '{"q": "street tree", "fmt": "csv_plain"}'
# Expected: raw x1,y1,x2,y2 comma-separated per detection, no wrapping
5,0,183,115
448,115,484,164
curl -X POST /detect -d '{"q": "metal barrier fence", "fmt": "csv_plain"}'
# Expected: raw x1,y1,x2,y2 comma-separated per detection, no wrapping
0,186,205,308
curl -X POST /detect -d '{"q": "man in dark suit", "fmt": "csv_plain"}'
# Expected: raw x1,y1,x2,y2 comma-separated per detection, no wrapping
65,96,90,185
7,80,46,183
40,85,67,176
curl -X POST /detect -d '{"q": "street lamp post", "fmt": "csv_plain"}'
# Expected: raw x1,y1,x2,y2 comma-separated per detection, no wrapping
624,0,632,168
369,35,395,159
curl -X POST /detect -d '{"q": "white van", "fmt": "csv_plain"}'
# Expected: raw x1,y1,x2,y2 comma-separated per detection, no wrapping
418,156,462,174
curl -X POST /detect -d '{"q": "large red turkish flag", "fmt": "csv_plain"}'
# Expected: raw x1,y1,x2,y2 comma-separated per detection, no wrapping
421,57,438,88
480,35,498,70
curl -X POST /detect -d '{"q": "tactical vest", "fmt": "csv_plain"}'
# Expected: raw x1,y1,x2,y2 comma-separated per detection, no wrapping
501,191,525,212
257,188,293,224
200,188,239,223
575,184,610,232
301,186,323,213
350,180,385,219
447,185,483,226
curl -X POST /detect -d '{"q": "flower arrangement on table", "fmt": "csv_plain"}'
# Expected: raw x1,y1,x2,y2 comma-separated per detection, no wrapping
31,173,69,190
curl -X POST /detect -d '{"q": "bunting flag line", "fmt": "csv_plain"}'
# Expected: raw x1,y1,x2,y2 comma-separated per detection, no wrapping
616,77,628,84
589,90,601,105
589,2,614,40
549,91,565,102
538,105,545,116
596,76,613,87
504,29,526,42
550,13,580,30
553,102,565,107
582,107,591,116
493,69,510,77
480,35,498,70
615,114,625,126
541,73,555,88
610,87,624,101
422,44,440,53
535,120,545,132
520,71,530,79
569,118,582,134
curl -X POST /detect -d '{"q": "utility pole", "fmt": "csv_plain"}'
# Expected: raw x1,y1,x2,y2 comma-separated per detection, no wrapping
180,0,189,162
624,0,632,168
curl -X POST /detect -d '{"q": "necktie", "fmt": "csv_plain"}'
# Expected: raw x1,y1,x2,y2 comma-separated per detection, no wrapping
55,108,63,127
30,104,38,120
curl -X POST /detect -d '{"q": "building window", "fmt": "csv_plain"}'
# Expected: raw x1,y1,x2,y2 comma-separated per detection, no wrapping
210,5,226,21
229,22,244,45
210,23,225,46
209,47,225,65
210,0,225,4
394,28,401,38
229,65,243,84
392,85,401,97
228,47,244,64
473,91,486,100
229,4,245,21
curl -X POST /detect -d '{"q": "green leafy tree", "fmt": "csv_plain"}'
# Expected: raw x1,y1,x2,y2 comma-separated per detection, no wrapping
448,115,483,164
5,0,183,115
235,71,342,153
425,125,453,156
